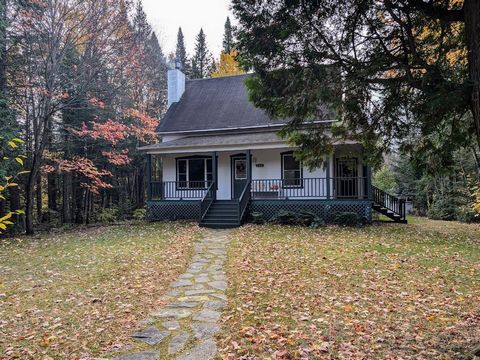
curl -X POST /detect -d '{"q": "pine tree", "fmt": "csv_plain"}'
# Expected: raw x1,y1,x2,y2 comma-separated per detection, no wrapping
175,27,187,71
133,0,151,43
145,32,168,116
222,16,234,53
191,28,212,79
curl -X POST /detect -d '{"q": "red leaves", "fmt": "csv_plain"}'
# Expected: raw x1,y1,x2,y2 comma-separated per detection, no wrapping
58,157,112,194
72,120,130,145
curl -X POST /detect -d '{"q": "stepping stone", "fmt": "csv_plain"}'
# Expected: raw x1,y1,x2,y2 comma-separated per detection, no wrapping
167,301,198,309
210,293,227,301
172,279,193,288
179,273,194,279
114,351,160,360
185,289,216,296
195,277,210,283
191,322,220,339
203,300,226,311
153,308,192,319
162,320,180,330
192,309,221,322
176,338,217,360
208,281,227,291
178,295,210,302
132,327,168,346
167,289,181,297
168,331,190,354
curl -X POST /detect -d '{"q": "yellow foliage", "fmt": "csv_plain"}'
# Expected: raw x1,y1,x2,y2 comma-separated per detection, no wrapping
474,189,480,214
211,50,245,78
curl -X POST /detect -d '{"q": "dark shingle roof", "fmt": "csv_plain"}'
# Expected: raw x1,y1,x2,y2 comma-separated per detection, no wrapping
157,75,290,133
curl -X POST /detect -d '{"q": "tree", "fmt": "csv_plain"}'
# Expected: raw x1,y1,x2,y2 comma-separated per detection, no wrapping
211,50,245,78
191,28,213,79
232,0,480,171
222,16,234,53
133,0,151,42
175,27,188,71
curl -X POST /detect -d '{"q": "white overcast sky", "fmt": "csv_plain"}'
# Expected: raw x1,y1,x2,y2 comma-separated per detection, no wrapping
142,0,234,58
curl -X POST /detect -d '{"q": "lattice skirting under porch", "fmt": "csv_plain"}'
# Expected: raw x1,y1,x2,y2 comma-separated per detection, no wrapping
249,200,372,223
147,200,200,221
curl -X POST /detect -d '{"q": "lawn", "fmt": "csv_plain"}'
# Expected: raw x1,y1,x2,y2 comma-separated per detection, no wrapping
0,222,200,359
219,218,480,359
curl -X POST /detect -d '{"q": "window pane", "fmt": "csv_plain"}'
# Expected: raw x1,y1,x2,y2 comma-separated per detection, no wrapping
206,159,212,173
189,159,205,187
178,160,187,174
283,154,300,171
235,160,247,180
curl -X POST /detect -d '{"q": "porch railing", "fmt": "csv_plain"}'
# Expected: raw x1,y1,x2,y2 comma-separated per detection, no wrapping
200,182,216,220
238,181,251,223
150,181,212,200
372,185,407,220
251,177,369,200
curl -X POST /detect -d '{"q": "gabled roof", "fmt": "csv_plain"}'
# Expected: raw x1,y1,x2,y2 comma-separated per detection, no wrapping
156,74,333,134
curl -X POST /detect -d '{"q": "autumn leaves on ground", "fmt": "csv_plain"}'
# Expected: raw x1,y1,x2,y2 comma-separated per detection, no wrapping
219,219,480,359
0,222,199,359
0,219,479,359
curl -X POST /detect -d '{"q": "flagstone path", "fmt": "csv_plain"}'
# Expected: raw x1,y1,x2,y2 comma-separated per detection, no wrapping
114,229,231,360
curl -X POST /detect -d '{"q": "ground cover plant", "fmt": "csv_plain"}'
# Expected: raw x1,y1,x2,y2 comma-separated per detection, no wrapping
219,218,480,359
0,222,200,359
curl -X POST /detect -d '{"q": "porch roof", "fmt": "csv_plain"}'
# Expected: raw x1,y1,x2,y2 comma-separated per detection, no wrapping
139,131,289,154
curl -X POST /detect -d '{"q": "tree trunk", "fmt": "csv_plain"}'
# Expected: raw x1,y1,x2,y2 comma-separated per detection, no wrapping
9,186,23,232
25,175,35,234
36,174,42,220
48,172,58,212
465,0,480,149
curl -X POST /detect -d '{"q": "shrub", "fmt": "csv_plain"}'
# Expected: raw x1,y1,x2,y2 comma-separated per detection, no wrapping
132,208,147,220
428,197,457,221
96,208,119,223
334,212,362,227
270,209,324,228
250,211,265,224
456,206,478,223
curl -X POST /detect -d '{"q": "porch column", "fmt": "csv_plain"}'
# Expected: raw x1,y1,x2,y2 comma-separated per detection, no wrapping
325,155,331,200
147,154,152,201
366,165,373,200
246,150,251,182
212,152,218,198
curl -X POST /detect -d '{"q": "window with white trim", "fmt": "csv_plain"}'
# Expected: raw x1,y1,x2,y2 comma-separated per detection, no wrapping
176,157,212,189
282,153,302,187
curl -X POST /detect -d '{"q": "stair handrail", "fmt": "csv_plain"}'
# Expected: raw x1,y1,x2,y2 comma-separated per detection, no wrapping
238,180,251,224
371,185,406,221
200,182,216,221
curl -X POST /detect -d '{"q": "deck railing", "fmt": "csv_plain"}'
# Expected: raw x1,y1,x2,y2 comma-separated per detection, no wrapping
200,182,216,220
150,181,212,200
238,181,251,223
149,178,370,201
251,177,369,199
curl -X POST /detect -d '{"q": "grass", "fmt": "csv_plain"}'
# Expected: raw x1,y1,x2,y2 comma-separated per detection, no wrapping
0,221,200,359
219,217,480,359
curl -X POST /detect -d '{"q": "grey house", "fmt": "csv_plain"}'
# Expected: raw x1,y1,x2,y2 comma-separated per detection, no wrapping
140,68,407,227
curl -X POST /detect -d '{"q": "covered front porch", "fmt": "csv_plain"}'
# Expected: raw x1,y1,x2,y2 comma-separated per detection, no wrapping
144,143,375,226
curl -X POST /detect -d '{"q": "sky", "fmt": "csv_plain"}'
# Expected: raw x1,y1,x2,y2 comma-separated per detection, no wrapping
142,0,234,58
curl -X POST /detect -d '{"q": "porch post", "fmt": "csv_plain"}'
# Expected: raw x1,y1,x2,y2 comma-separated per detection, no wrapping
325,155,331,200
246,150,251,182
147,154,152,201
366,165,373,200
212,151,217,198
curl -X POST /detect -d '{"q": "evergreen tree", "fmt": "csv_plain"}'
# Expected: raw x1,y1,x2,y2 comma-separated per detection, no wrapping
175,27,187,71
191,28,212,79
146,32,168,116
222,16,234,53
133,0,151,42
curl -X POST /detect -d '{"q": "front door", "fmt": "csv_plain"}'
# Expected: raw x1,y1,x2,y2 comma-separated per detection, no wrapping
231,156,247,199
335,157,359,198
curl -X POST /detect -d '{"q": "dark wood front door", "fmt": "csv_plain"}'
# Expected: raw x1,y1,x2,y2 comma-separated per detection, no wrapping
231,156,247,199
335,158,359,198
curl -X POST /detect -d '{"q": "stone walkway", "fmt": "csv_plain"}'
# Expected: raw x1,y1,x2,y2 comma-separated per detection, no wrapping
114,229,231,360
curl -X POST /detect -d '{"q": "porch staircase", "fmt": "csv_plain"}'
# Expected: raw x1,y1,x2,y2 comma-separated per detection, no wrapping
371,186,408,223
200,200,241,228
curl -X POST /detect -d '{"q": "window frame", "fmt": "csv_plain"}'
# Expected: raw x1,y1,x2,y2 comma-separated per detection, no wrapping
175,156,213,189
281,151,303,188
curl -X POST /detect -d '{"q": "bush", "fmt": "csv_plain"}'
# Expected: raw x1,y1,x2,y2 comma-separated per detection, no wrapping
132,208,147,220
270,209,324,228
428,197,457,221
250,211,265,224
96,208,119,223
456,206,479,223
334,212,362,227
